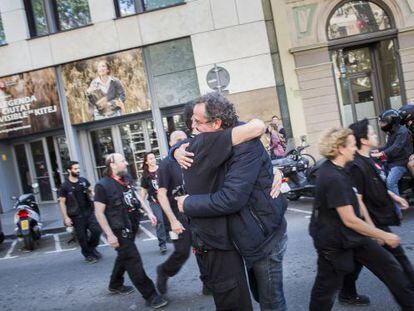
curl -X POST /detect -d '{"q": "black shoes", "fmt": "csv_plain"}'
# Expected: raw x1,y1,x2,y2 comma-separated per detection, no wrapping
146,293,168,309
338,294,371,306
159,244,167,255
84,256,98,264
108,285,135,295
156,265,169,295
92,249,102,259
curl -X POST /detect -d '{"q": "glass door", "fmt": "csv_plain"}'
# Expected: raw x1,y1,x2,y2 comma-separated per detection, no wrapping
333,39,404,135
14,144,33,194
30,140,54,201
90,128,115,179
119,120,160,181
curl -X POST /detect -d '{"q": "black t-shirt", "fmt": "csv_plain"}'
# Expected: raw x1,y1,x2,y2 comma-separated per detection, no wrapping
59,177,92,215
346,153,399,226
181,129,234,250
140,170,159,203
94,176,141,231
158,157,184,217
309,160,369,250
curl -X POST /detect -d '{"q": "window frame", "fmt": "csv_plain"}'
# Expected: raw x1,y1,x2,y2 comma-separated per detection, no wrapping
113,0,185,18
24,0,92,38
326,0,396,43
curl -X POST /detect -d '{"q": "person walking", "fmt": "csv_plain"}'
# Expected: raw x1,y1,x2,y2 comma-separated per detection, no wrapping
94,153,168,309
308,127,414,311
337,119,414,306
141,152,168,254
59,161,102,263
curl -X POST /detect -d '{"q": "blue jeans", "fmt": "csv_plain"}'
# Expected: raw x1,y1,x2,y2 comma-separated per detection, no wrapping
386,166,407,218
149,202,167,247
250,232,288,311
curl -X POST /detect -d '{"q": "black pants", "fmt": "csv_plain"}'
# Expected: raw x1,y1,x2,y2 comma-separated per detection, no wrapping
341,227,414,298
109,229,156,300
196,249,252,311
159,227,191,277
72,214,101,258
309,239,414,311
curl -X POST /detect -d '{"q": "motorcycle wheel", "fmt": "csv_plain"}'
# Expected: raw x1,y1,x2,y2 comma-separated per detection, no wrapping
23,235,34,251
302,154,316,167
286,192,301,201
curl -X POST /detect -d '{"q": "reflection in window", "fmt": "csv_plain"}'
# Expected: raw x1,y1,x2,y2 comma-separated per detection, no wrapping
90,128,115,179
146,37,199,108
114,0,184,16
117,0,137,16
30,0,49,36
0,15,5,45
56,0,91,31
328,1,392,40
143,0,184,11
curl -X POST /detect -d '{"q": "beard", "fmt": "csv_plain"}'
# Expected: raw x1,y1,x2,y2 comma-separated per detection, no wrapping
70,171,80,178
115,169,128,178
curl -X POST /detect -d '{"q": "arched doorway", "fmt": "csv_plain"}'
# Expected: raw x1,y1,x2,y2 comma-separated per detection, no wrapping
328,0,405,134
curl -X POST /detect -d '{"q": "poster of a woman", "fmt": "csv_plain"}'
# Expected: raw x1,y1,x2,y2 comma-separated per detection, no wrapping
86,60,126,120
62,48,150,124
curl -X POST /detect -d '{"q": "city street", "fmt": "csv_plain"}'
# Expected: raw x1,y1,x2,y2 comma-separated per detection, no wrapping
1,199,414,311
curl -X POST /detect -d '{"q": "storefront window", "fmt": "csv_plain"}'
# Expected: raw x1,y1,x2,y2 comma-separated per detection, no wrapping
56,0,91,31
90,128,115,179
0,14,6,45
116,0,137,16
328,1,392,40
162,113,188,140
146,37,199,108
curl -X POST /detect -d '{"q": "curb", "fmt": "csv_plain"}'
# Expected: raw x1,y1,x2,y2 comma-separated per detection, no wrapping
4,226,67,240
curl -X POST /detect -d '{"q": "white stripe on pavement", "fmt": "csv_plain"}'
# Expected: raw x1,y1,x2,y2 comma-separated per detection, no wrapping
45,234,76,254
1,240,18,260
287,208,312,215
139,225,157,241
98,235,109,247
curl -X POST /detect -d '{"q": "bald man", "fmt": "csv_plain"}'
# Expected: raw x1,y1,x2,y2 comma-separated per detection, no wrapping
155,130,201,295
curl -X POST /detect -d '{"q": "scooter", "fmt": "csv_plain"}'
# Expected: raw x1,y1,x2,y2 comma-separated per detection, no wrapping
272,146,323,201
11,184,42,251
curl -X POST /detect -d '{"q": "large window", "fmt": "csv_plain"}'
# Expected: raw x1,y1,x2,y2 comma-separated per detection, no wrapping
24,0,91,37
0,14,6,44
328,1,392,40
146,37,199,108
114,0,184,17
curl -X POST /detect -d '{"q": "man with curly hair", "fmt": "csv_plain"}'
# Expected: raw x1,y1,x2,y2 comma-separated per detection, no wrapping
170,92,287,310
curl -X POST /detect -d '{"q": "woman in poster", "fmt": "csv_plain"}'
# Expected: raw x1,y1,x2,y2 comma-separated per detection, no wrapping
86,60,126,120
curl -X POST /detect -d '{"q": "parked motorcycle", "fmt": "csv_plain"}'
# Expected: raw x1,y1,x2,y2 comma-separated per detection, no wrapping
11,184,41,251
272,145,322,201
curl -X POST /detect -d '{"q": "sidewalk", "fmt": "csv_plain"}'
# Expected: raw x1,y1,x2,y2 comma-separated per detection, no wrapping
0,203,65,238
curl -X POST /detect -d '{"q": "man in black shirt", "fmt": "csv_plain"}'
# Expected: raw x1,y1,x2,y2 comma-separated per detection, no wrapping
94,153,168,309
309,128,414,311
337,119,414,305
59,161,101,263
155,130,198,295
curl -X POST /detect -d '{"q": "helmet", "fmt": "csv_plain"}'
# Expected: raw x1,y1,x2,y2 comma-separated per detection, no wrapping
399,104,414,125
378,109,400,132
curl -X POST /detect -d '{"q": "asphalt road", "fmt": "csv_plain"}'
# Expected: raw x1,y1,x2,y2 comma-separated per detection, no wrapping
1,199,414,311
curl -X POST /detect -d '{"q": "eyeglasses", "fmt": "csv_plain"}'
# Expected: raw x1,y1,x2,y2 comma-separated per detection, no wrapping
191,116,214,126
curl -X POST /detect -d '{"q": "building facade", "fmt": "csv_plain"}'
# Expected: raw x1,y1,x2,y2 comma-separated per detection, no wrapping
273,0,414,155
0,0,284,211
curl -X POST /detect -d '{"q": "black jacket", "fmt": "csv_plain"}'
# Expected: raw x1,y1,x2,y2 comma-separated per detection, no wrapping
380,125,413,168
184,138,287,267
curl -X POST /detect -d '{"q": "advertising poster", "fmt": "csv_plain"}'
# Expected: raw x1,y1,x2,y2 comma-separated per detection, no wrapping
0,68,63,139
62,48,151,124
